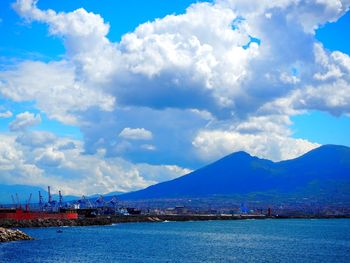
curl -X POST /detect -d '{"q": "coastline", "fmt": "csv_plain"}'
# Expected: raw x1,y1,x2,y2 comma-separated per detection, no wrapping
1,214,350,228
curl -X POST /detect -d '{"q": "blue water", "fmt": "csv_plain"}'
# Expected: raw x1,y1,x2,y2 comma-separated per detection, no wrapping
1,219,350,262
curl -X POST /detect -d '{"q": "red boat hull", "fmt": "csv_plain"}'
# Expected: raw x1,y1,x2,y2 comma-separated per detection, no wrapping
0,209,78,220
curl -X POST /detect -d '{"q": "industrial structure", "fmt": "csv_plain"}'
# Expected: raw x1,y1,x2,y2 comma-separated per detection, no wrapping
0,186,141,221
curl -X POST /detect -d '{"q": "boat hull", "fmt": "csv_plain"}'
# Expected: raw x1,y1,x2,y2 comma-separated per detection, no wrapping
0,209,78,220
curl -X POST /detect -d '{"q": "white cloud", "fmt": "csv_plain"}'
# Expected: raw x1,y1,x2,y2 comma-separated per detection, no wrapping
0,61,114,125
193,129,320,162
119,127,153,140
218,0,350,33
192,113,320,162
7,0,350,123
136,164,192,182
0,132,191,195
264,43,350,117
0,134,44,185
9,111,41,131
113,2,260,114
0,0,348,184
0,111,13,118
141,144,156,151
12,0,119,86
16,131,57,148
35,147,65,167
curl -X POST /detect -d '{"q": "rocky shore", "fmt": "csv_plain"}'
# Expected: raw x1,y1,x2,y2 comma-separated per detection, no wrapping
0,227,33,242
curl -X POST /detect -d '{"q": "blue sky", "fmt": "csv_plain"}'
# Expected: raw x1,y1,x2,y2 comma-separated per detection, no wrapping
0,0,202,60
0,0,349,195
0,0,203,139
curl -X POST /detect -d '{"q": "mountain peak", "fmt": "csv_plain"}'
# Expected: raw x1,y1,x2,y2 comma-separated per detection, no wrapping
317,144,350,151
298,144,350,158
120,144,350,200
232,150,251,156
208,150,257,168
222,150,253,160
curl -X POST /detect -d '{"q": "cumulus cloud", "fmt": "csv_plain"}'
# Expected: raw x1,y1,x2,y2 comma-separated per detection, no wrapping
35,147,65,167
80,107,210,167
260,42,350,117
136,164,192,182
218,0,350,33
0,134,43,185
193,129,320,162
0,110,13,118
192,113,320,162
0,132,191,195
0,0,349,191
0,61,114,125
57,141,76,151
7,1,349,119
16,131,57,148
9,111,41,131
292,44,350,116
119,127,153,140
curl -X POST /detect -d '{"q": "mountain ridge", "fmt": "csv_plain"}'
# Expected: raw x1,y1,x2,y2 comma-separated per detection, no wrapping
119,144,350,202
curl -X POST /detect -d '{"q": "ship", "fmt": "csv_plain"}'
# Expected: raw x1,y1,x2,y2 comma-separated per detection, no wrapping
0,186,141,221
0,208,78,220
0,186,78,221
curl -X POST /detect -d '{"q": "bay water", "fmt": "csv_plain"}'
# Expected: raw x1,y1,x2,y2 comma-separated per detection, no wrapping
1,219,349,262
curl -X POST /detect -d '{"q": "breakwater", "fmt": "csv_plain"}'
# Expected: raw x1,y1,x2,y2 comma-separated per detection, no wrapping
0,227,33,242
1,214,348,228
0,214,266,228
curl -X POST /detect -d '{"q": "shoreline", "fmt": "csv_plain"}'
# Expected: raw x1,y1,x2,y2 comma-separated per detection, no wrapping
1,214,350,228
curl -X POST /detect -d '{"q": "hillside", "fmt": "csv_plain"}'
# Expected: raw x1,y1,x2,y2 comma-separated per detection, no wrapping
119,145,350,202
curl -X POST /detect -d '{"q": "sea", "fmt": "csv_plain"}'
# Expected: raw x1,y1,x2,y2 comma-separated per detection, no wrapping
1,219,349,263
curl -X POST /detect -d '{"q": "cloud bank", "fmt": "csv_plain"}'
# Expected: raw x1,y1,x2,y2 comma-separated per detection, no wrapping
0,0,349,194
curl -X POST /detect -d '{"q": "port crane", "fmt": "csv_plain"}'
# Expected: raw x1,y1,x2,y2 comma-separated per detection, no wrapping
25,193,32,211
11,195,16,208
77,195,93,209
15,193,21,209
38,191,44,210
48,186,52,205
108,195,119,214
59,190,63,207
95,195,106,208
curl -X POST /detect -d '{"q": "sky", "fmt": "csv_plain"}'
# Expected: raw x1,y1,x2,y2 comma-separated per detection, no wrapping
0,0,350,196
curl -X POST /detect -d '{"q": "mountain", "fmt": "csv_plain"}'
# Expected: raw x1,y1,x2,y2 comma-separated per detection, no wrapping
2,145,349,206
119,145,350,203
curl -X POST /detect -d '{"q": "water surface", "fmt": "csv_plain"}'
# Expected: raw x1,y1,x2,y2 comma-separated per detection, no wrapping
1,219,349,262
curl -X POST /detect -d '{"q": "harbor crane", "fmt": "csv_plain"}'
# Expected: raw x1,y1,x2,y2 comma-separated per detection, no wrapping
15,193,21,209
95,195,105,207
11,195,16,208
77,195,93,209
59,190,63,208
25,193,32,211
48,186,52,205
38,191,44,210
